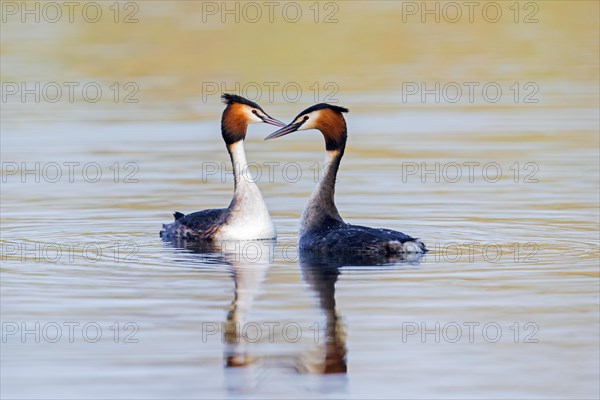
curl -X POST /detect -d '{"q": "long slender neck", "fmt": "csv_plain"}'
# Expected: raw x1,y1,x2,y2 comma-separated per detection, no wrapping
225,139,270,221
300,147,345,232
226,140,256,192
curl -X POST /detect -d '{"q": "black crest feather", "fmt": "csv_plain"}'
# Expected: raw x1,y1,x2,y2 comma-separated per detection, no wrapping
294,103,349,120
221,93,263,111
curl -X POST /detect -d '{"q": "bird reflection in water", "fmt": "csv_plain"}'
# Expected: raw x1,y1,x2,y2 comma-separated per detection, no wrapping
297,251,423,376
163,238,272,365
297,256,347,374
222,248,271,369
163,238,423,392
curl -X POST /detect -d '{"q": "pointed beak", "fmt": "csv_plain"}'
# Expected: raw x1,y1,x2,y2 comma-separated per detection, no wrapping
260,114,286,127
264,121,303,140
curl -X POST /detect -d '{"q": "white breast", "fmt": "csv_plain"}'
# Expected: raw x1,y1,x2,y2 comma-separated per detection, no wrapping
215,141,276,241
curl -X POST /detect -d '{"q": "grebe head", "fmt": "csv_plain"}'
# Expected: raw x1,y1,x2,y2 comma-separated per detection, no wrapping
264,103,349,151
221,93,285,144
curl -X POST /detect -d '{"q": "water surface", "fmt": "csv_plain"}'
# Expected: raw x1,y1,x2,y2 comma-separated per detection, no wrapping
1,2,599,399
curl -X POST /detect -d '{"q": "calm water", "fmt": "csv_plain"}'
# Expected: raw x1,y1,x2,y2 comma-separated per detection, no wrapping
1,2,599,399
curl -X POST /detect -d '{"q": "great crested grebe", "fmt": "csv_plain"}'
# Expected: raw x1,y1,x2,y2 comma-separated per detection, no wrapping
161,94,285,241
265,104,427,255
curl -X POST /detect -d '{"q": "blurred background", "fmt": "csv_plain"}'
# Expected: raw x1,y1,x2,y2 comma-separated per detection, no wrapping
1,1,599,399
2,1,599,121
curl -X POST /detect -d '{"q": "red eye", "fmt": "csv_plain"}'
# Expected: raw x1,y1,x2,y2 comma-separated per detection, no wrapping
303,116,309,121
252,110,258,115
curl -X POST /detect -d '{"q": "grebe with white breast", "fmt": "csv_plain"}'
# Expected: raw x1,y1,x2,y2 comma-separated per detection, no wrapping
161,94,285,242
